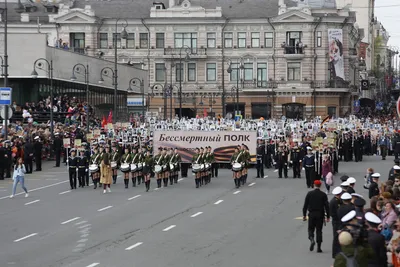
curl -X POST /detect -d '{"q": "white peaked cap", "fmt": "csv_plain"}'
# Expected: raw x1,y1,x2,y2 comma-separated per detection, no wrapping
371,173,381,178
332,187,343,195
347,177,356,184
364,212,382,224
341,192,352,200
341,181,350,187
341,210,356,223
351,193,363,199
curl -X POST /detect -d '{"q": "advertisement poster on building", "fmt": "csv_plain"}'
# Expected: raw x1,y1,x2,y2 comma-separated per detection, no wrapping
153,131,257,163
328,29,345,80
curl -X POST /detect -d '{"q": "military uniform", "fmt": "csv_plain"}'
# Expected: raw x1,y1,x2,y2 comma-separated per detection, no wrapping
68,151,78,189
78,151,89,187
290,147,302,178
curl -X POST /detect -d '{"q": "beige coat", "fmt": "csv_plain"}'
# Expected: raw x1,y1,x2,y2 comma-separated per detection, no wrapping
100,161,112,185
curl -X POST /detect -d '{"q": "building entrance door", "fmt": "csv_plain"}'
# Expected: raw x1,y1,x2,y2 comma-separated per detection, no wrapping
283,103,304,119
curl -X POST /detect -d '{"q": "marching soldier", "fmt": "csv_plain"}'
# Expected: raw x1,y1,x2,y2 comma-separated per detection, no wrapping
256,138,265,178
231,146,244,189
174,148,182,183
275,144,288,179
34,136,42,171
121,147,132,189
162,148,170,187
192,148,202,188
154,147,164,188
90,146,101,189
78,149,88,187
53,132,63,167
303,147,316,188
289,142,302,178
130,146,139,187
210,146,218,178
68,149,78,190
329,186,343,258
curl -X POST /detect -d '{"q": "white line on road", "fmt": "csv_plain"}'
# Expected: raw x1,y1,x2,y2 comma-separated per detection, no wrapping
233,191,241,194
86,263,100,267
125,242,143,251
97,206,113,212
162,225,176,232
59,190,71,195
77,239,88,243
128,195,141,201
248,182,256,187
263,175,268,178
75,220,88,226
214,200,224,205
178,178,184,182
61,217,81,225
0,180,68,200
190,212,203,218
78,224,91,229
25,199,40,206
45,178,59,181
89,183,94,186
14,233,38,243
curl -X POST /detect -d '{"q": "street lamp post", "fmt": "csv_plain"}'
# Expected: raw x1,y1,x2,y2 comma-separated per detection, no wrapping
128,78,145,121
170,85,178,120
1,1,9,139
31,58,54,139
71,63,89,133
178,45,191,119
113,19,129,118
226,58,245,116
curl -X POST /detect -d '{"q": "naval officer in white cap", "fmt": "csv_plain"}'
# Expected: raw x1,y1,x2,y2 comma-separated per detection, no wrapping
365,212,387,267
369,173,380,199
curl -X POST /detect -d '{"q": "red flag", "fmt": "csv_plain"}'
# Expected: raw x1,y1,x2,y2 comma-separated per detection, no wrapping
101,116,107,128
203,108,208,118
107,110,113,124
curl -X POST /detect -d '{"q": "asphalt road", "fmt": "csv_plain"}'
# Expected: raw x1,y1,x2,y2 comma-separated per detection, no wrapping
0,156,393,267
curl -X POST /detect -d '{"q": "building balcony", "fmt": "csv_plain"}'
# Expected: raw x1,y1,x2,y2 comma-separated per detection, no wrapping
241,80,278,93
282,45,306,60
163,47,207,59
311,80,351,89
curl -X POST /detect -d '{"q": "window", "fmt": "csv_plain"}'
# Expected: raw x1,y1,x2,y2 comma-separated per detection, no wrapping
206,63,216,81
99,33,108,49
140,33,149,48
70,33,85,53
257,63,267,87
244,63,253,81
113,33,121,48
187,63,196,81
327,106,336,117
238,32,246,48
155,63,165,82
251,33,260,48
174,33,197,49
224,32,233,48
287,62,301,81
207,33,216,48
156,33,165,48
176,63,183,82
265,32,273,48
229,63,239,81
286,31,302,50
127,33,135,49
316,31,322,47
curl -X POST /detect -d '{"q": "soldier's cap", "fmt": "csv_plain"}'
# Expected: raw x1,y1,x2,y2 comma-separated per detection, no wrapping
306,147,312,150
341,181,350,187
34,136,40,140
341,192,352,200
341,210,356,223
70,148,76,152
371,173,381,178
332,187,343,195
82,142,87,146
354,197,366,207
314,180,322,186
196,147,200,150
55,132,59,136
365,212,382,225
118,142,123,145
347,177,356,184
351,193,364,199
340,175,349,182
394,165,400,170
163,147,168,151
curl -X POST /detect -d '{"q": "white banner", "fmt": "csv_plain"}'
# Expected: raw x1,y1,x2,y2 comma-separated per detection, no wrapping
328,29,344,80
153,131,257,163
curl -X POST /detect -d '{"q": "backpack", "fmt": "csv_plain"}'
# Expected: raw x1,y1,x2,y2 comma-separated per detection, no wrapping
339,247,359,267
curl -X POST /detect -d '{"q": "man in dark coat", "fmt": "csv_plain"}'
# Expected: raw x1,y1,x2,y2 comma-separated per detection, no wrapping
369,173,381,199
24,139,34,174
53,132,63,167
33,136,43,171
366,212,388,267
0,143,5,180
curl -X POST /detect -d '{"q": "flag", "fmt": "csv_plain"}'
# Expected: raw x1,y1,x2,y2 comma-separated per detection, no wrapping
101,116,107,128
107,110,113,124
203,108,208,118
320,115,331,129
397,96,400,119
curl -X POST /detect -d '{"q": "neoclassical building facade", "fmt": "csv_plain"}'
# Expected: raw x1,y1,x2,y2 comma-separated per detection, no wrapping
4,0,362,118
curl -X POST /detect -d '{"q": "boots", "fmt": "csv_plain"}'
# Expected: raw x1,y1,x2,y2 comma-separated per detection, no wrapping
163,178,168,187
309,237,316,251
195,179,199,188
169,177,173,185
132,177,136,187
174,175,178,183
113,175,117,184
145,180,150,192
138,176,141,185
94,180,97,189
124,179,129,188
317,243,322,253
157,179,162,188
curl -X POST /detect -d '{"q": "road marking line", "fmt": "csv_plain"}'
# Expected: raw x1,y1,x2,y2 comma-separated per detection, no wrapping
162,225,176,232
59,190,71,195
248,183,256,187
78,224,91,229
77,239,88,243
61,217,81,225
79,229,90,234
190,212,203,218
233,191,241,194
14,233,38,242
75,220,88,226
128,195,141,200
178,178,183,182
0,189,6,192
98,206,113,212
214,200,224,205
76,243,86,248
45,178,59,181
273,170,278,172
86,262,99,267
25,199,40,206
125,242,143,251
0,180,68,200
294,216,308,220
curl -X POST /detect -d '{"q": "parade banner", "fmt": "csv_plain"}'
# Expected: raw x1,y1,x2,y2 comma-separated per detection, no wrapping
328,29,344,80
153,131,257,163
397,96,400,119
